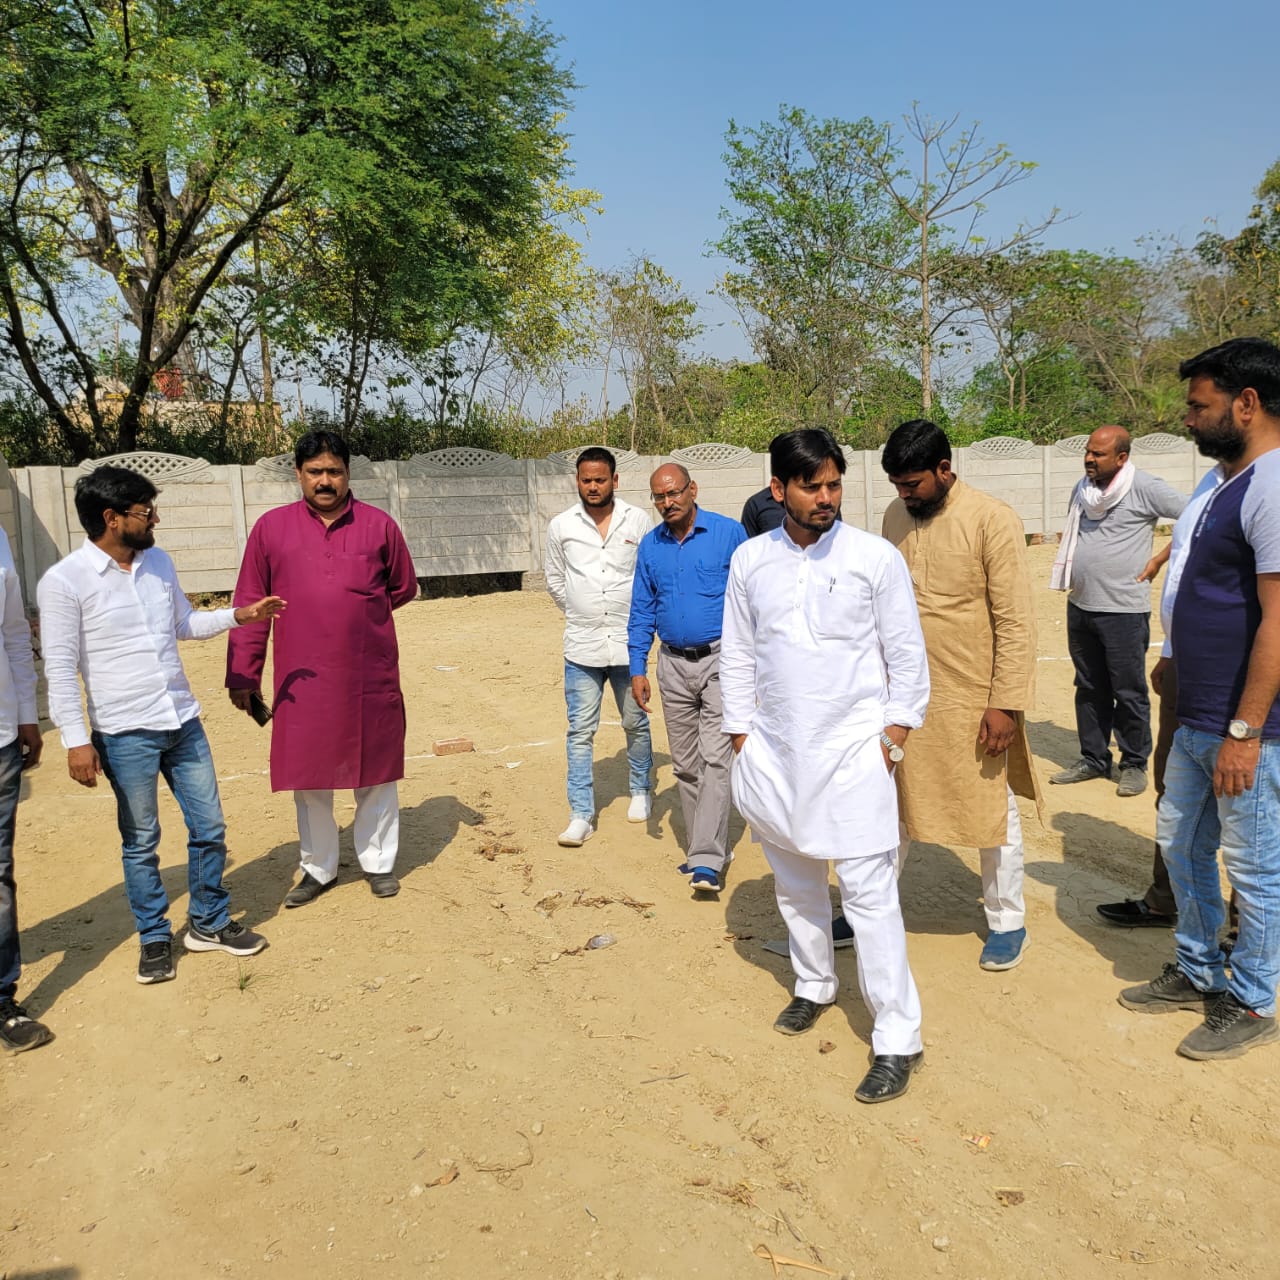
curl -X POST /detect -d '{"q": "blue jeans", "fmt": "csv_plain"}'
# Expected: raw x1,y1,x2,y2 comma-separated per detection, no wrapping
1159,726,1280,1014
94,717,230,943
0,739,23,1001
564,661,652,821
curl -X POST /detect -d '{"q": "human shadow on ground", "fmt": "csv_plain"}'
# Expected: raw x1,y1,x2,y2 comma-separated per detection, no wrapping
18,792,483,1016
1026,717,1086,771
1023,810,1173,982
722,844,989,1052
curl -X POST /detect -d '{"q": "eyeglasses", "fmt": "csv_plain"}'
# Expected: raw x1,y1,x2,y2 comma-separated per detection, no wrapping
649,481,692,506
119,505,158,522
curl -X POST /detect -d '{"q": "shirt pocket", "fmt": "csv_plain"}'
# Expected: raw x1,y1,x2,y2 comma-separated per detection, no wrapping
694,562,729,597
810,579,872,640
142,579,176,632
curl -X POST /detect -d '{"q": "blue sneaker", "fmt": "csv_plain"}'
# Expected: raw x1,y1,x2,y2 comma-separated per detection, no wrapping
690,867,720,892
979,928,1028,971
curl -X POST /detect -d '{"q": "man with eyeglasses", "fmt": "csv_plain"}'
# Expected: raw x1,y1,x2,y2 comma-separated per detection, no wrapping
628,463,746,892
39,466,285,985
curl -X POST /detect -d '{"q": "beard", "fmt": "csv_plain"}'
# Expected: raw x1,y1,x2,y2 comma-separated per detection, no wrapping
1191,407,1246,463
784,499,838,534
121,526,155,551
904,491,949,521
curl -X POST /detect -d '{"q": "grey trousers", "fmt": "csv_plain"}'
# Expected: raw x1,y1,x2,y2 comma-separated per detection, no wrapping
655,646,734,872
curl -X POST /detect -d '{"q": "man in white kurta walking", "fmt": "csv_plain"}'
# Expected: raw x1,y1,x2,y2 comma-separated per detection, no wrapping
721,429,931,1103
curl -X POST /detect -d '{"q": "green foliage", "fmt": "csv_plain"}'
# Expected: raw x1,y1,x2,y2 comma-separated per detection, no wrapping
0,0,574,455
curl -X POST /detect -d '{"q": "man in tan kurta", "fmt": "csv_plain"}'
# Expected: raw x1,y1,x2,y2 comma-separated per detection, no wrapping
880,420,1044,972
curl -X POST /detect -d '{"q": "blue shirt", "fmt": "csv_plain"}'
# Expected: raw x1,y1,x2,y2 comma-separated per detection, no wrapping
1171,449,1280,738
627,507,747,675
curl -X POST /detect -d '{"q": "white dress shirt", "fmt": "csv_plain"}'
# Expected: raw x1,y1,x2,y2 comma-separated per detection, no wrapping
1159,467,1223,659
38,540,238,748
545,497,652,666
720,520,930,859
0,528,38,749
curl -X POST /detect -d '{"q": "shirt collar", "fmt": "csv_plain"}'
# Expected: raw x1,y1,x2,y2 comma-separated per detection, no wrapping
80,538,143,576
655,505,708,542
779,519,841,554
301,493,357,528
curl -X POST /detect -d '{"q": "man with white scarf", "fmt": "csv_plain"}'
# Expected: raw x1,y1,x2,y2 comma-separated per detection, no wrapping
1049,426,1186,797
720,428,930,1104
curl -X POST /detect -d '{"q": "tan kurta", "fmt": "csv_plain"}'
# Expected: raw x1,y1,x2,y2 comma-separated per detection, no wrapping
883,480,1044,848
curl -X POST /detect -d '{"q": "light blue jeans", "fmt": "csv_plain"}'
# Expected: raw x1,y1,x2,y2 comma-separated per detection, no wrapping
1159,726,1280,1014
94,717,231,943
564,661,652,821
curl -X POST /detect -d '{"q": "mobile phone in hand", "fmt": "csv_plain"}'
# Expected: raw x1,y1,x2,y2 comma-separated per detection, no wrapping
249,691,273,727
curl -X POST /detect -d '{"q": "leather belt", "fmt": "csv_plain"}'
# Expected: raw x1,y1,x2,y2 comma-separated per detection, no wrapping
663,640,719,661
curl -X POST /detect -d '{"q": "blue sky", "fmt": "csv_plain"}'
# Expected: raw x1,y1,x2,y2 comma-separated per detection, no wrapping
534,0,1280,364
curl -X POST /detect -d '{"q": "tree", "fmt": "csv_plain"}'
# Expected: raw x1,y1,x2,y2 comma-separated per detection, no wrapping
844,106,1061,411
1194,159,1280,344
711,107,912,425
0,0,572,457
598,257,702,447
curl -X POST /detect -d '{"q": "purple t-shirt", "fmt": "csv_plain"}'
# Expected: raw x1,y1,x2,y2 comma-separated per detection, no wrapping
1171,449,1280,738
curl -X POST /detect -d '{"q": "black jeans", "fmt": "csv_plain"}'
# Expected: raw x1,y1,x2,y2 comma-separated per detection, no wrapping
0,739,23,1002
1066,603,1152,773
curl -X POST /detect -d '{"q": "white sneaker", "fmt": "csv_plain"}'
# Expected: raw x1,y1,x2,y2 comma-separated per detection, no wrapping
627,793,652,823
557,817,595,847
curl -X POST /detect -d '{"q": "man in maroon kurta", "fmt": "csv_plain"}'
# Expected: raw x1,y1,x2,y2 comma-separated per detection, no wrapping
226,430,418,904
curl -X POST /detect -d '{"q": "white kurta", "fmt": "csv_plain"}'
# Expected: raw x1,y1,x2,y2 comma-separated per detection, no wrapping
720,521,930,859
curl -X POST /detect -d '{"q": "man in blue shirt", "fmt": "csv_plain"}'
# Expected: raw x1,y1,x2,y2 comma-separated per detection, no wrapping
1120,337,1280,1062
629,463,747,892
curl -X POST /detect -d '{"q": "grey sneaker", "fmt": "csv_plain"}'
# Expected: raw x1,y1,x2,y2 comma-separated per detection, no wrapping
137,938,176,985
1177,991,1280,1060
1050,759,1111,785
184,919,268,956
0,998,54,1054
1118,962,1217,1013
1116,767,1148,798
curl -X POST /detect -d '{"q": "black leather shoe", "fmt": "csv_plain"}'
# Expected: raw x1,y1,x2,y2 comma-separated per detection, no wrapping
1096,899,1176,928
854,1052,924,1103
772,996,831,1036
365,872,400,898
284,871,333,908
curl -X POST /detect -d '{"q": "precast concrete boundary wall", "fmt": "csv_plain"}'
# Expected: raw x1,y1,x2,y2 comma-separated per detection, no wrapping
1,434,1215,600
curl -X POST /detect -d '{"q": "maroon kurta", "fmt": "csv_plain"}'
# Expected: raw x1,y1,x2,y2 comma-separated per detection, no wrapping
226,496,418,791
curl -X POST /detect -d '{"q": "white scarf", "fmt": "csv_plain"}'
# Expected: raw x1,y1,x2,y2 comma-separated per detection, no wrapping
1050,459,1136,591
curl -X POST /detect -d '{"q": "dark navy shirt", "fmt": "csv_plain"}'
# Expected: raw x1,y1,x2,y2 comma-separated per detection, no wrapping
1171,449,1280,738
741,487,785,537
627,507,747,675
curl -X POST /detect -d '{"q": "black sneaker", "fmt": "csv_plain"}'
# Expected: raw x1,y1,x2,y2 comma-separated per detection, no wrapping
137,938,176,985
1118,962,1215,1013
1050,759,1111,785
0,998,54,1054
1177,991,1280,1060
184,919,267,956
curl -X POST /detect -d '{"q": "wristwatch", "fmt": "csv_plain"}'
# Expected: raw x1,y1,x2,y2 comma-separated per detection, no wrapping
1228,719,1263,741
880,731,905,763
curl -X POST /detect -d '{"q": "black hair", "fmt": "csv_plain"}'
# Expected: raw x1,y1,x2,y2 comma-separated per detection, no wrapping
576,446,617,473
881,419,952,475
294,429,351,468
1179,338,1280,417
769,428,847,487
74,466,158,539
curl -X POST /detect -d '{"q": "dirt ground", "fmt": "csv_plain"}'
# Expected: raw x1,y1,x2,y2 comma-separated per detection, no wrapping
3,541,1277,1280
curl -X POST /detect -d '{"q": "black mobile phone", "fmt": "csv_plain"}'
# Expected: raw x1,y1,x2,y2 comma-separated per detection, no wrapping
249,691,273,727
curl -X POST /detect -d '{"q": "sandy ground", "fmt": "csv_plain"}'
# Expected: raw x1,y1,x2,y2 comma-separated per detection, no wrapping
3,541,1278,1280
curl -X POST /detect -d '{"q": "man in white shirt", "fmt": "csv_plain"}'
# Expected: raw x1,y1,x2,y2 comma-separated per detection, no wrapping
39,467,283,985
720,429,931,1104
545,447,653,846
0,527,52,1053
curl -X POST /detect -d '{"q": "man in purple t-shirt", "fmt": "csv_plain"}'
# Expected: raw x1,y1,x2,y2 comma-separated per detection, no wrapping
1119,338,1280,1062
